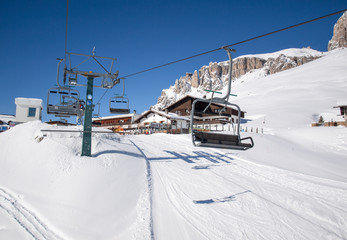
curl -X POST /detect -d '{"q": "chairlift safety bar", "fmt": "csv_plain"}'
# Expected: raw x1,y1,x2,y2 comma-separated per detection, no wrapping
204,89,237,97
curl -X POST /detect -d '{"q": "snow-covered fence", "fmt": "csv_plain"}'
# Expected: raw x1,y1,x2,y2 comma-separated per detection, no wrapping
241,126,264,134
193,123,264,134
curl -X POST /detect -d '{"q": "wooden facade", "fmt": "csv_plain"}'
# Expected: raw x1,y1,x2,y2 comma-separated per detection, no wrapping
163,95,246,118
92,113,140,133
93,116,132,127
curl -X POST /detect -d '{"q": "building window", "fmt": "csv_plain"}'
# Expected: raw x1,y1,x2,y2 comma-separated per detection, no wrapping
28,107,36,117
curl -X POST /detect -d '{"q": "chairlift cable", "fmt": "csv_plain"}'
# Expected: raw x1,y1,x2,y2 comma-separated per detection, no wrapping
119,8,347,79
64,0,69,68
96,88,110,106
95,76,126,106
90,8,347,108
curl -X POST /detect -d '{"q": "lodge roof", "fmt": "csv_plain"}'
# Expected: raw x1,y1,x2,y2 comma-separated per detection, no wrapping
163,94,246,114
133,108,190,123
92,113,139,121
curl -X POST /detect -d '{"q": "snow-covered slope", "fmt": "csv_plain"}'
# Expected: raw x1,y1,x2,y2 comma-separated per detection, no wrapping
233,48,346,128
0,48,347,240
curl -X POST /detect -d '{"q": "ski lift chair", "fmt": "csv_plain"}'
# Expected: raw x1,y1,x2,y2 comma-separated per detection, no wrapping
190,47,254,150
47,87,82,117
109,96,130,114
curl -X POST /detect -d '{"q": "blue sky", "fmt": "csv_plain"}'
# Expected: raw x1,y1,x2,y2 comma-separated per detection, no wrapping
0,0,346,122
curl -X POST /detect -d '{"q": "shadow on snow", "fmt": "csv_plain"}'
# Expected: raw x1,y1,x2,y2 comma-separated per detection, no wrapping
148,151,235,164
193,190,251,204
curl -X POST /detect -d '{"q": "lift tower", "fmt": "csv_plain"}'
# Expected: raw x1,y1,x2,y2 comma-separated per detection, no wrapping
64,51,120,157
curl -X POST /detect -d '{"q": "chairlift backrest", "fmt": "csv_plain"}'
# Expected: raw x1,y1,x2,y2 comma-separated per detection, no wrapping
109,96,130,114
47,87,82,117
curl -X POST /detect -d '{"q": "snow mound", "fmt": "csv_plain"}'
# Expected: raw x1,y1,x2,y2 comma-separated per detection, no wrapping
0,121,152,240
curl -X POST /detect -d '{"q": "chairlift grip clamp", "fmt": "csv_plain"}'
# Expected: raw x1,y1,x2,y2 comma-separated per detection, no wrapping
221,46,236,53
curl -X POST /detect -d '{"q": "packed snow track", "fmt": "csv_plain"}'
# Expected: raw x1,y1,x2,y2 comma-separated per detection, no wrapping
129,134,347,240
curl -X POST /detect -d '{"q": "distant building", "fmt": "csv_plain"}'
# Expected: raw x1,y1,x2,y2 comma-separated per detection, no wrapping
133,108,190,134
0,114,16,132
312,102,347,127
334,103,347,127
0,114,16,124
15,98,43,123
92,112,141,134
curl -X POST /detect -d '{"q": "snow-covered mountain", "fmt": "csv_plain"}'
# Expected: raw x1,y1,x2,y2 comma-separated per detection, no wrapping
155,47,323,110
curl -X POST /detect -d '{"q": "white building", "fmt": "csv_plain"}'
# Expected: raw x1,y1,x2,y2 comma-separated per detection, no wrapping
15,98,43,123
134,109,190,134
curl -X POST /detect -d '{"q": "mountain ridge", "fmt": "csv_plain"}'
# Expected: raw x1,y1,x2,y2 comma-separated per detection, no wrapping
154,47,323,110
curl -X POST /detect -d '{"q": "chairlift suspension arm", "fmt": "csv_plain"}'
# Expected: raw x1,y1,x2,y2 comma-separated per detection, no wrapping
122,78,126,97
202,47,235,115
203,91,215,113
221,47,236,100
56,58,64,88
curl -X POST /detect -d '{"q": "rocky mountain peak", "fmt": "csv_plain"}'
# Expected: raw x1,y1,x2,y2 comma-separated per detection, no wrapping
328,11,347,51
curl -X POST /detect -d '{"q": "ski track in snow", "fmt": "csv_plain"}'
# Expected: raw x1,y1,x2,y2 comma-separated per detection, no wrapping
0,187,63,240
129,140,155,240
128,135,347,240
210,163,345,239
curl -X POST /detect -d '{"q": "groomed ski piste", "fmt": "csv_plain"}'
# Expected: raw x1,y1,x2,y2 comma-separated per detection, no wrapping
1,48,347,239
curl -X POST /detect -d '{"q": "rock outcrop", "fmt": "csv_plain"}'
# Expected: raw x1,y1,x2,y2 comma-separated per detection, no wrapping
174,72,192,94
328,11,347,51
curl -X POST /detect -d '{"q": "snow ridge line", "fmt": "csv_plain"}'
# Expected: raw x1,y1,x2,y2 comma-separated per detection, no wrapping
129,140,155,240
0,187,63,240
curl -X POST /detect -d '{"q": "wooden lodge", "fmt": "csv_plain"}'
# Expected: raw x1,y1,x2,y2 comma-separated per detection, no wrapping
163,95,246,128
334,103,347,127
92,112,140,133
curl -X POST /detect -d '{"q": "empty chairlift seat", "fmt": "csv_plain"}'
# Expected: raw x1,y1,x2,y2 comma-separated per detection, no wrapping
109,96,130,114
193,131,254,150
47,87,82,117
